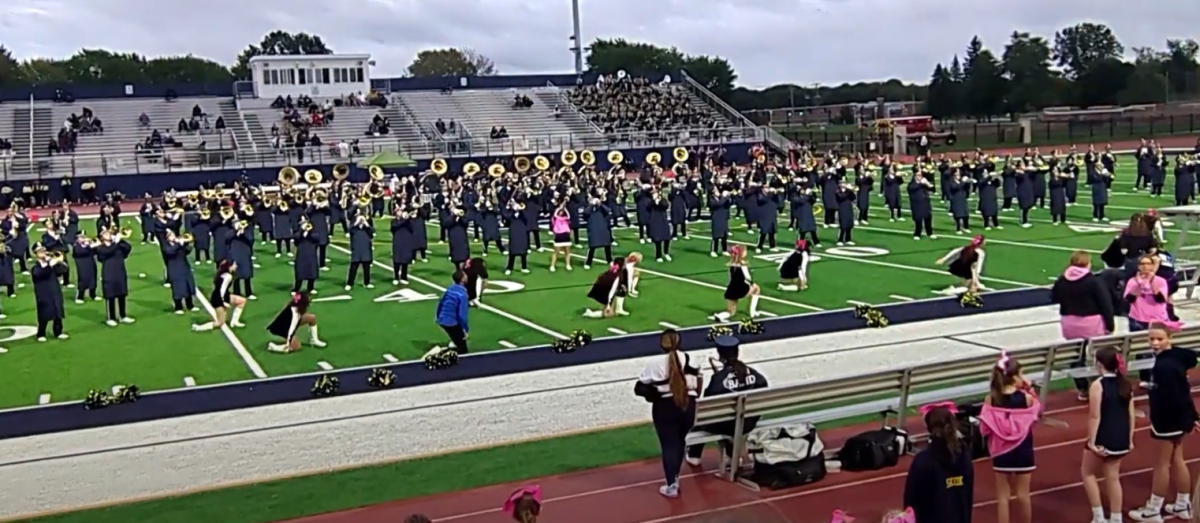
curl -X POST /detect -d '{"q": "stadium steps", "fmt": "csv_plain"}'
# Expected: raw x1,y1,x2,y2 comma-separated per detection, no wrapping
242,112,272,150
217,99,254,153
4,106,34,179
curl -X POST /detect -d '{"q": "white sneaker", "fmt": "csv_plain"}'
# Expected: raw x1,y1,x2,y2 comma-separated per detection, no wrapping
1165,504,1192,520
311,340,328,348
57,333,69,340
685,456,702,466
1128,505,1163,522
106,319,118,327
120,317,135,324
658,483,679,498
231,322,246,328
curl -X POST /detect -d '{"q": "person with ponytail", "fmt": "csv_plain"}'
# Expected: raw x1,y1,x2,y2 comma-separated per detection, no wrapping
1082,346,1135,523
980,353,1040,523
583,256,629,318
502,486,541,523
903,404,973,523
1128,323,1199,523
637,329,701,498
684,336,768,467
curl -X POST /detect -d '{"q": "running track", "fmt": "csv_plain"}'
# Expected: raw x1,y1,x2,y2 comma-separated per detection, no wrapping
275,390,1200,523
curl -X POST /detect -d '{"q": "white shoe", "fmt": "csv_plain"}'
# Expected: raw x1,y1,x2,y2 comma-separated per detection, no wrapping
231,321,247,328
311,340,328,348
658,483,679,498
665,254,672,261
248,295,258,300
345,285,352,291
685,457,702,466
57,333,69,340
1165,504,1192,520
1128,505,1163,522
74,299,83,304
366,284,375,289
393,280,400,285
106,319,118,327
120,317,135,324
549,266,555,273
175,310,185,315
37,337,46,342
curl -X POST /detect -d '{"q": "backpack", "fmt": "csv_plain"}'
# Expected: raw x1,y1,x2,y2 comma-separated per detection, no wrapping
745,423,827,489
837,427,909,471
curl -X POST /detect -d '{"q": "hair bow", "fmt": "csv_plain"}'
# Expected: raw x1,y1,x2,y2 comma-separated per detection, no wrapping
609,262,620,273
885,508,916,523
729,245,744,256
464,259,471,269
918,401,958,416
1115,354,1127,374
796,239,808,250
291,292,301,304
996,351,1010,370
829,509,856,523
972,235,984,246
502,485,541,516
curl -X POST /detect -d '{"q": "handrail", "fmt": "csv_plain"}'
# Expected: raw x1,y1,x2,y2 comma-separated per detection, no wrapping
679,70,795,153
26,93,34,171
392,96,432,147
709,324,1200,483
545,81,606,136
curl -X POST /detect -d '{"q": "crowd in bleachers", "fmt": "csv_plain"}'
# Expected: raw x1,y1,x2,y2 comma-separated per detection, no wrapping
434,118,460,137
368,114,391,136
568,75,715,134
134,129,179,164
48,108,101,155
512,93,534,109
164,104,227,136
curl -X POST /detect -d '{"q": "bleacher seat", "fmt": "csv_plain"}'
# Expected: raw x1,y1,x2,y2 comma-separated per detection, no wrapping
238,99,423,165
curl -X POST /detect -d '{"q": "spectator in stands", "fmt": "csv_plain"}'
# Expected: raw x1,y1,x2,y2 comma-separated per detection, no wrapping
0,138,12,157
191,104,205,119
164,89,178,102
367,91,388,108
490,126,508,140
568,75,714,134
368,115,390,137
270,123,280,138
177,118,189,133
552,105,562,119
138,112,150,127
512,93,533,109
271,96,287,109
635,329,701,499
47,138,60,155
684,336,767,469
215,116,226,131
310,134,323,147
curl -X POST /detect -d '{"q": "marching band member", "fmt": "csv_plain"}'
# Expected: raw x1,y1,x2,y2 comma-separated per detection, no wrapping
583,194,613,268
3,209,29,274
443,200,471,269
710,246,761,321
163,230,198,313
412,197,430,263
977,169,1002,230
228,220,257,299
669,179,690,239
463,257,488,306
607,183,630,229
948,172,971,234
96,202,118,237
309,193,332,270
193,260,247,331
212,205,234,263
503,198,531,275
523,186,545,253
754,187,780,252
254,193,275,245
71,234,98,303
138,198,156,244
936,235,987,294
1087,164,1112,223
345,214,376,290
854,167,874,224
635,185,652,243
709,187,733,257
883,166,904,221
0,237,16,297
58,201,80,245
31,245,68,341
548,204,573,272
272,196,294,258
1015,162,1036,227
583,257,630,318
835,181,856,245
292,217,320,294
777,239,811,292
477,188,505,256
190,207,213,264
1049,166,1069,226
908,170,937,240
648,188,673,262
40,219,71,287
390,205,415,285
95,228,135,326
266,292,326,352
792,186,820,247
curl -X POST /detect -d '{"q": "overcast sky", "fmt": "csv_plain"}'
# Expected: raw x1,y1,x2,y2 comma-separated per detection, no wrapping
1,0,1196,89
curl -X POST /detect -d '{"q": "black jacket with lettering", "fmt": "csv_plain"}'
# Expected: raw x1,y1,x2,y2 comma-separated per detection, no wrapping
903,440,974,523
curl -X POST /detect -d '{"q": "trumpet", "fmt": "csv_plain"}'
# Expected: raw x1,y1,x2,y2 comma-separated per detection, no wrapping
356,193,372,207
186,193,199,206
234,220,249,231
178,233,194,243
111,227,133,239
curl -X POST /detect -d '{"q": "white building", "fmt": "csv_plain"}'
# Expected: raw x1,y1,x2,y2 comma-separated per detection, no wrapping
248,54,373,100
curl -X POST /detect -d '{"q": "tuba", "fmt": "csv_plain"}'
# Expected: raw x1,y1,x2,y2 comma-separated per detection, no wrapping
646,152,662,166
607,150,624,165
464,162,481,177
333,163,351,181
561,150,578,166
488,163,505,178
369,165,385,182
514,156,531,173
304,169,323,185
430,158,449,175
673,147,688,163
278,166,299,186
580,150,596,166
533,155,551,171
311,188,330,207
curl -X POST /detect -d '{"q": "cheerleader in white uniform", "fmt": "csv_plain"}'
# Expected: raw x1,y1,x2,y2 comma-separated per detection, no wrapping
583,257,630,318
710,245,761,321
624,252,644,298
936,235,987,294
192,260,247,331
777,239,812,292
463,257,488,307
266,292,326,352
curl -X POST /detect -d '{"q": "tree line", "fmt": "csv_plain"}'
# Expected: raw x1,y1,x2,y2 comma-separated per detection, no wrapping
1,23,1196,119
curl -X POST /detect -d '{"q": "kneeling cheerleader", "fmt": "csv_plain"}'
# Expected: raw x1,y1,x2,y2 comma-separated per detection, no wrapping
710,245,761,321
464,257,488,307
777,239,811,292
936,235,987,293
266,292,326,353
583,258,630,318
193,260,247,331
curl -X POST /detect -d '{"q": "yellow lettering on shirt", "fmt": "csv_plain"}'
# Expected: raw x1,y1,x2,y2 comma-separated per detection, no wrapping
946,476,964,488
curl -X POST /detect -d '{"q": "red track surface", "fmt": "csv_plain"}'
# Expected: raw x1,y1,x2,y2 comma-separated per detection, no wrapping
275,390,1200,523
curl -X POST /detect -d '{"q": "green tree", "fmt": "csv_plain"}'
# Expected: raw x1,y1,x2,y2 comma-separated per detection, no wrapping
1052,22,1123,79
1002,31,1056,113
1075,58,1133,106
0,45,19,87
682,54,737,99
1164,39,1199,96
962,36,1006,118
405,48,497,77
1118,63,1168,105
232,31,332,79
924,64,956,119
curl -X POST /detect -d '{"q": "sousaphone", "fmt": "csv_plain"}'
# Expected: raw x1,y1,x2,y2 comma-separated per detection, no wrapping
463,162,482,177
645,152,662,166
488,163,505,178
332,163,351,181
561,150,578,166
607,150,624,165
431,158,449,175
514,156,531,173
368,165,385,182
580,150,596,166
533,155,551,171
304,169,323,185
278,166,299,186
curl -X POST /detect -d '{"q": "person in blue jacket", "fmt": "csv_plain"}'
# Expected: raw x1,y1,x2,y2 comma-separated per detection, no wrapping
436,270,470,354
684,336,768,468
903,405,974,523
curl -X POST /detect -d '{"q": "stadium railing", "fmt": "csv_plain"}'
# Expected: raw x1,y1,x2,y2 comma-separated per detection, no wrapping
5,126,765,179
689,325,1200,488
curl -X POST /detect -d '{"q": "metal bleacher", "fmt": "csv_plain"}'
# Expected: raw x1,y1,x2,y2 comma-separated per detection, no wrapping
237,100,418,164
688,325,1200,488
36,97,231,176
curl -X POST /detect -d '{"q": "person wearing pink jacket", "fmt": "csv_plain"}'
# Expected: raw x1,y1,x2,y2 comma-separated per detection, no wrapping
979,352,1041,523
1124,254,1174,333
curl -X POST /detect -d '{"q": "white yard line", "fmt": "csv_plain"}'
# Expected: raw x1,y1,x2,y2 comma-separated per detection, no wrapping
659,322,681,329
498,340,518,348
606,327,628,335
382,354,399,363
316,361,333,371
37,394,50,405
756,311,778,317
889,294,915,301
327,243,568,340
847,300,871,306
194,289,268,378
183,377,196,387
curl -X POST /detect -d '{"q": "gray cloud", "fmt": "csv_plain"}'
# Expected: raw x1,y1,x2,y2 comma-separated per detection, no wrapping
1,0,1195,88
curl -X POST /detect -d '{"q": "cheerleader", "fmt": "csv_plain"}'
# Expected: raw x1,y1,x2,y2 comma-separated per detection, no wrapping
227,220,257,299
163,230,198,313
266,292,326,352
292,218,319,294
549,205,573,272
1082,346,1134,523
463,257,488,307
346,213,375,290
94,229,134,326
193,260,246,331
583,258,629,318
981,353,1039,523
583,196,613,268
777,239,811,292
936,236,987,293
709,246,761,321
1127,323,1199,522
30,245,67,341
390,206,415,285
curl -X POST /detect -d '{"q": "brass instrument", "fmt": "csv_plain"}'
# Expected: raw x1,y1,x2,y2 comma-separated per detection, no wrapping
368,182,385,199
356,193,372,207
239,201,254,216
179,233,194,243
646,152,662,166
300,218,314,232
48,251,65,264
311,188,330,207
607,150,624,166
220,205,236,221
198,208,212,220
580,150,596,166
278,166,300,186
353,213,371,227
169,207,186,220
561,150,578,166
533,155,551,171
186,193,199,205
234,220,249,231
431,158,449,175
488,163,505,178
673,147,688,163
304,169,324,185
514,156,531,173
368,165,385,182
115,227,133,238
333,163,351,181
464,162,482,177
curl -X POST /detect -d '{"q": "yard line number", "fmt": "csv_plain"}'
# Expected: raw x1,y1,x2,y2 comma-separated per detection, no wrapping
753,246,889,264
373,280,525,303
0,326,41,347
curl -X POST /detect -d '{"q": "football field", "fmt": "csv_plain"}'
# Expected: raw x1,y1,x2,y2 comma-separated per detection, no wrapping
0,168,1182,409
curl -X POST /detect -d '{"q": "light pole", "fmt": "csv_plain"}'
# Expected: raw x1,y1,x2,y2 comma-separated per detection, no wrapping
569,0,584,75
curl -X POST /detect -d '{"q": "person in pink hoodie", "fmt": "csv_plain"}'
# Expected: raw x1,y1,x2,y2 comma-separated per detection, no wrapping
1051,250,1116,400
548,204,573,273
1125,254,1174,333
979,352,1041,523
